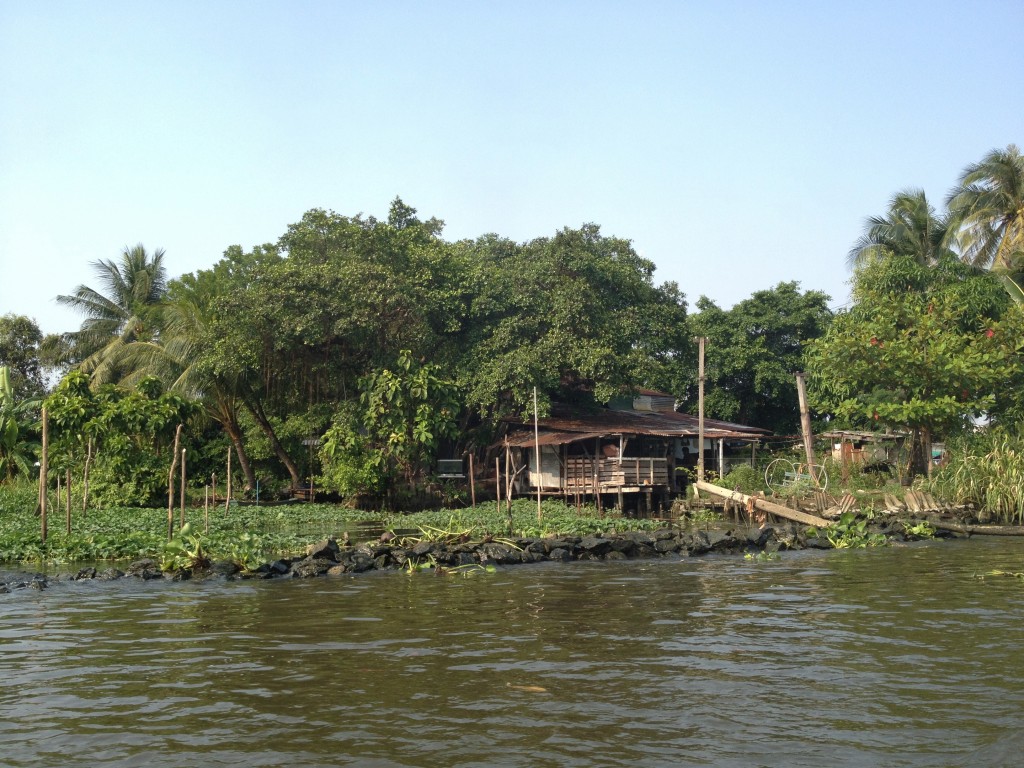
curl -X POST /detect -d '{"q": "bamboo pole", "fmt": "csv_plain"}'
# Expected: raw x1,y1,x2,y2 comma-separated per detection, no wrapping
66,468,71,535
40,406,48,543
179,448,187,528
167,424,182,540
204,485,209,534
534,387,542,522
697,336,706,482
225,445,232,514
495,456,502,519
694,481,832,528
211,473,216,508
82,436,92,516
469,453,476,508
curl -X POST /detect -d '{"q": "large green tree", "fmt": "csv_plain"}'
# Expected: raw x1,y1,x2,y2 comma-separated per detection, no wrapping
458,224,689,420
807,255,1023,476
0,314,48,399
686,282,833,434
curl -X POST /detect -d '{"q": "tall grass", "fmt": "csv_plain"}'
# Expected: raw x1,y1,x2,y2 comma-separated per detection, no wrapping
929,430,1024,524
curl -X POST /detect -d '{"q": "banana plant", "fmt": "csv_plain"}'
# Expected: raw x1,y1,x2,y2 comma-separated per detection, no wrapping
0,366,41,482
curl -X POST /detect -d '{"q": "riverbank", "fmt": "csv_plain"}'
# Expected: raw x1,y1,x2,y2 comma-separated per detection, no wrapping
1,513,957,593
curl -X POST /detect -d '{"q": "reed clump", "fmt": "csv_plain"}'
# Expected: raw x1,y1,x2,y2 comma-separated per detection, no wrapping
930,430,1024,525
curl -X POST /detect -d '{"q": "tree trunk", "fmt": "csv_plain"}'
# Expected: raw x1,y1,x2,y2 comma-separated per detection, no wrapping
242,397,302,489
222,415,256,492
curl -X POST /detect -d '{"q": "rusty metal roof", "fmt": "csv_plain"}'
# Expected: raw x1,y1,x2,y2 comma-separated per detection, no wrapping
501,406,767,448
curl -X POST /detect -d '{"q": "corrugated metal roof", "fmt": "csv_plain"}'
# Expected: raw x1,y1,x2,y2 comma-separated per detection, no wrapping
500,406,767,448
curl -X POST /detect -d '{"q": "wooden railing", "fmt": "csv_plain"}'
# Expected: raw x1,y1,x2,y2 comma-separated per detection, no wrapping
563,457,669,490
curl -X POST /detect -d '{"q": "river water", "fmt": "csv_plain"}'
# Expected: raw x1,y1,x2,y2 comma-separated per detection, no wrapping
2,537,1024,768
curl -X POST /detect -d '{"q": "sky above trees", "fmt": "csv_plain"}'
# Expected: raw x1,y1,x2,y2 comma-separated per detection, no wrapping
2,0,1022,336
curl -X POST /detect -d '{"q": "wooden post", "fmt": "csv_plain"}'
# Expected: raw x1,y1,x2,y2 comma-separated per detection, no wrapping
795,372,818,483
491,460,499,520
697,336,706,482
718,438,724,478
225,445,232,514
167,424,182,540
40,406,48,543
534,387,542,523
66,468,71,535
469,453,476,508
503,447,513,536
179,448,187,528
212,473,217,508
204,485,209,534
81,436,92,517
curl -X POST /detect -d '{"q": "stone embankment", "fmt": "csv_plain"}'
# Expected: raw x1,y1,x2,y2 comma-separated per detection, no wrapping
1,518,952,592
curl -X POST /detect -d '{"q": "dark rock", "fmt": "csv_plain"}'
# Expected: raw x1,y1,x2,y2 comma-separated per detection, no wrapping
306,538,340,562
268,559,291,575
688,531,711,555
126,558,162,579
327,564,348,576
29,577,47,590
210,560,240,577
802,533,833,550
654,528,677,541
746,526,772,548
479,542,520,564
74,567,98,581
291,557,335,578
165,570,192,581
548,547,572,562
579,535,612,557
655,537,681,554
543,536,580,554
99,568,124,580
707,530,740,552
605,550,627,561
411,541,435,557
349,552,375,573
454,551,477,567
373,554,390,570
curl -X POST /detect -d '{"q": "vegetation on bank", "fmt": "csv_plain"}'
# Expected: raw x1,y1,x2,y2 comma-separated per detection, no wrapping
0,483,668,568
0,143,1022,521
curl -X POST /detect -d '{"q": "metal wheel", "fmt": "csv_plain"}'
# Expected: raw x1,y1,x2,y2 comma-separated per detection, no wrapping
764,458,795,492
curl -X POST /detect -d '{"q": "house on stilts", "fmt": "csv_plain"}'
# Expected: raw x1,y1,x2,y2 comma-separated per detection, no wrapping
495,390,768,515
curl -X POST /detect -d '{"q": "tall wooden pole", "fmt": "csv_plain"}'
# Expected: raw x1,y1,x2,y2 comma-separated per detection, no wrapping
81,436,92,516
179,448,187,528
224,445,232,514
167,424,182,540
66,468,71,535
697,336,706,483
534,387,542,522
40,406,48,543
468,453,476,508
204,485,210,533
795,372,817,482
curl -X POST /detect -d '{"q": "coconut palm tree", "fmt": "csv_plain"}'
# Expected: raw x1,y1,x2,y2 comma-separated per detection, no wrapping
848,189,956,269
56,244,168,384
947,144,1024,271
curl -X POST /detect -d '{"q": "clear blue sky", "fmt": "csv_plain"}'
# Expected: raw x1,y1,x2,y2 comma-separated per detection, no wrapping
2,0,1021,336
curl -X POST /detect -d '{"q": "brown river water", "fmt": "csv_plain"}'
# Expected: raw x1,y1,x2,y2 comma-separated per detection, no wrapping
2,537,1024,767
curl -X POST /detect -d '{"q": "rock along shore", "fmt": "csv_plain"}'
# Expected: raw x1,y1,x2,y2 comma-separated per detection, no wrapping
1,519,955,592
